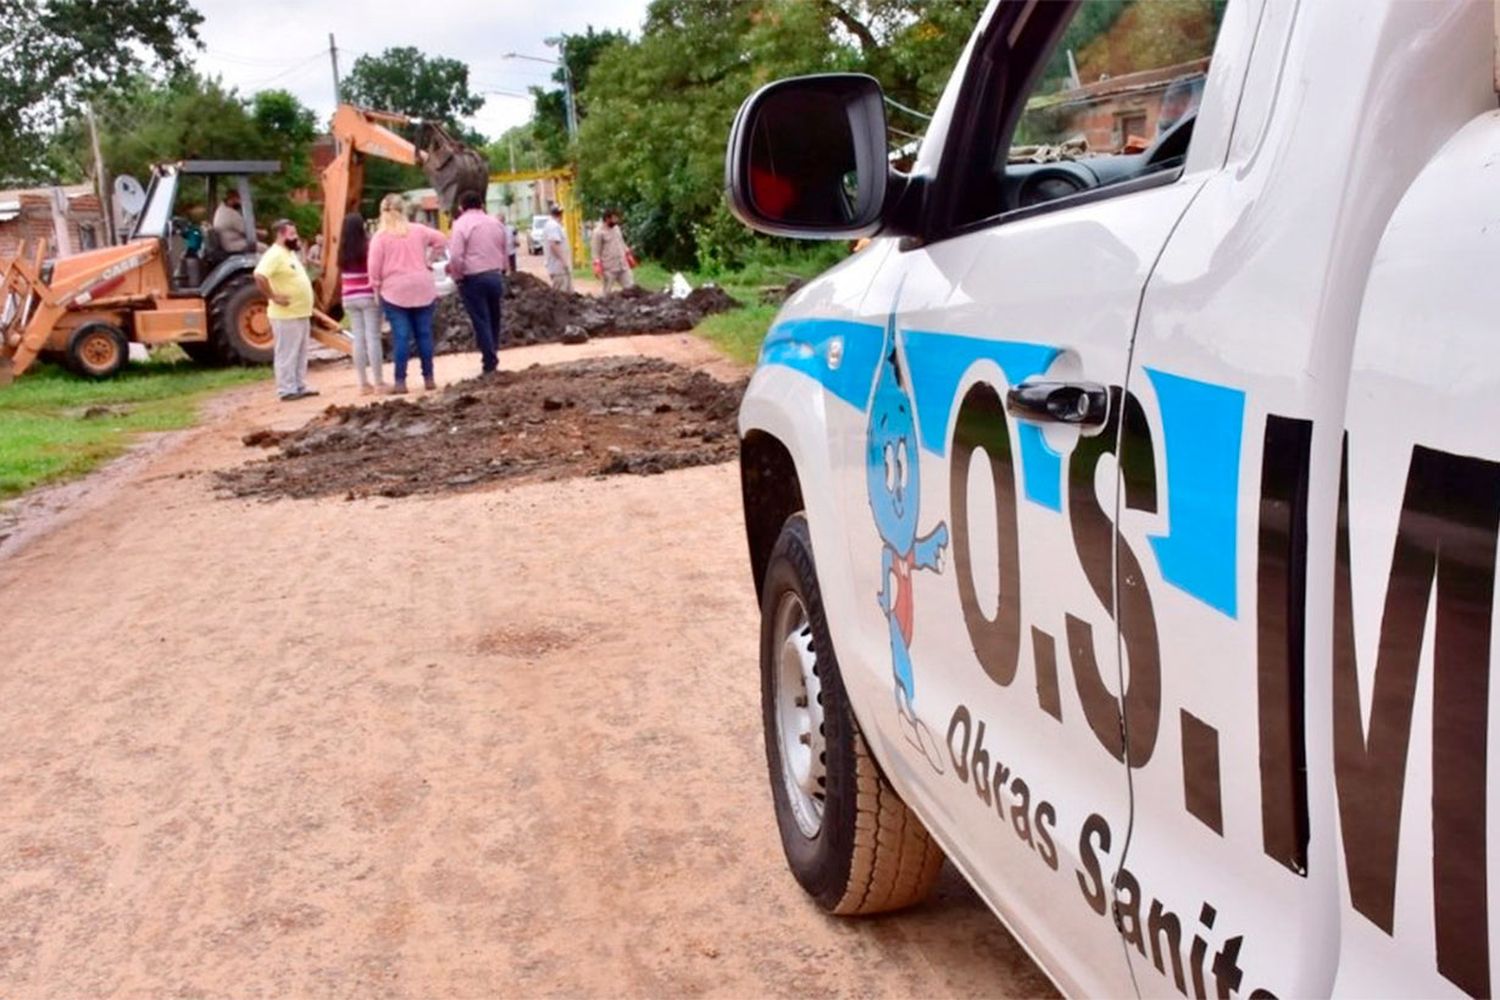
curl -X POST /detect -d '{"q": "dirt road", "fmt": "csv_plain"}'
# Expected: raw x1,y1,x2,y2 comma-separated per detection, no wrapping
0,336,1053,997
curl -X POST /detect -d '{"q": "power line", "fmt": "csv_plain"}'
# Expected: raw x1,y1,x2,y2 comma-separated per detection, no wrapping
204,47,323,68
243,53,328,88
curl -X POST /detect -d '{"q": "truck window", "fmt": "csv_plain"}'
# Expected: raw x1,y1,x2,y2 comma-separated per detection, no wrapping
952,0,1227,227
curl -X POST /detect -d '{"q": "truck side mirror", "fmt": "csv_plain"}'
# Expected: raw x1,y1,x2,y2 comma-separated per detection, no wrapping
725,73,889,240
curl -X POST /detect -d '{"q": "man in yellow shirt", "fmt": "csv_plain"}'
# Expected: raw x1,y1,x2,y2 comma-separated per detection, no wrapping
252,219,319,401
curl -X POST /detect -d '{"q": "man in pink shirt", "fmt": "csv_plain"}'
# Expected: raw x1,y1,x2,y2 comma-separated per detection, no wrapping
447,190,511,375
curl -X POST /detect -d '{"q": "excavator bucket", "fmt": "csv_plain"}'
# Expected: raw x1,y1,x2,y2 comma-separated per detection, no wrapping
417,124,490,215
0,250,43,383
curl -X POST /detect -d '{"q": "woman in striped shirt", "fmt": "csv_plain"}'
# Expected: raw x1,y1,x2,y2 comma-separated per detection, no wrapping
339,212,384,394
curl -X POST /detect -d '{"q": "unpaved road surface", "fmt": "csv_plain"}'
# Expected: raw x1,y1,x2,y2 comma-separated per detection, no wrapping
0,336,1054,997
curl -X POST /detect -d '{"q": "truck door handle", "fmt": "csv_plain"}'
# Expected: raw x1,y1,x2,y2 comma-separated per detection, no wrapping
1005,381,1109,427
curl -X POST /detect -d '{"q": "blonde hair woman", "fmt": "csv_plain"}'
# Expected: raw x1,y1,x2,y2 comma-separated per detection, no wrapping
368,193,447,393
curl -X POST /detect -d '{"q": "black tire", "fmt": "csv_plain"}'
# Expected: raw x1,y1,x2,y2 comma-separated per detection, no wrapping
761,513,945,915
179,339,224,366
208,275,274,365
65,322,129,379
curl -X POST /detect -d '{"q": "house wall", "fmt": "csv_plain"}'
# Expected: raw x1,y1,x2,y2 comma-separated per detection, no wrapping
0,190,108,259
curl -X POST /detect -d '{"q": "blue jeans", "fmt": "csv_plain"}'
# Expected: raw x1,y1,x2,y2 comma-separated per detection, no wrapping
458,270,504,372
383,301,435,384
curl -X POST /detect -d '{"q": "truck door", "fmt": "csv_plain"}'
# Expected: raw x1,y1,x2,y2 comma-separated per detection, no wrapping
1116,2,1494,997
834,2,1253,994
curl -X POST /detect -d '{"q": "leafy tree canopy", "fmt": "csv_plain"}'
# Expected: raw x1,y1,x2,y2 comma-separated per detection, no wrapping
342,46,485,136
0,0,203,183
494,28,627,176
50,74,324,235
341,46,493,214
574,0,983,268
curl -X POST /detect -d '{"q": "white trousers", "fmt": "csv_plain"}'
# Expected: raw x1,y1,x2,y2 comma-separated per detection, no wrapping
271,316,310,398
345,297,384,386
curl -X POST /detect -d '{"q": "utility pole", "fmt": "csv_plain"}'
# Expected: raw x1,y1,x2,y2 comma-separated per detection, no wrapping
507,47,578,140
328,33,342,104
559,58,579,140
86,104,113,244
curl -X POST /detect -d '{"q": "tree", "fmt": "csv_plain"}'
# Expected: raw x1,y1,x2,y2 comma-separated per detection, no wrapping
575,0,983,268
0,0,203,183
53,75,324,235
490,28,626,175
528,27,628,166
249,89,321,234
342,47,484,133
342,47,488,213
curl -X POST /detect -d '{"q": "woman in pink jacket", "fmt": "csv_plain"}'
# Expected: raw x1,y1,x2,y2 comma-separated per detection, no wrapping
368,194,447,393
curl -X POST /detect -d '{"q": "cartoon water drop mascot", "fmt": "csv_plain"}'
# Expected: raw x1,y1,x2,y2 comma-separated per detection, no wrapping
866,315,948,773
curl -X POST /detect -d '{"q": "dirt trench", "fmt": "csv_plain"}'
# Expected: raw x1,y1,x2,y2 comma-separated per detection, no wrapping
430,272,740,354
218,356,747,501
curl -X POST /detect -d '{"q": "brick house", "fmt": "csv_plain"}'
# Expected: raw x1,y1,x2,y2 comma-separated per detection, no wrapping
0,185,108,259
1030,57,1209,153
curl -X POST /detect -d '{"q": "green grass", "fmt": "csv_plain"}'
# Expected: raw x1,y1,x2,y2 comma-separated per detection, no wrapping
695,303,780,366
0,354,269,499
573,254,844,365
592,258,840,365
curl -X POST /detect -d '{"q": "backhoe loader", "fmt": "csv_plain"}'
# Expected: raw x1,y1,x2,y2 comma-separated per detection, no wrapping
0,105,487,384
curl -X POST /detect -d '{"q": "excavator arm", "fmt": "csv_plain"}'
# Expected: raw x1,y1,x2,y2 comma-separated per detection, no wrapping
315,104,488,314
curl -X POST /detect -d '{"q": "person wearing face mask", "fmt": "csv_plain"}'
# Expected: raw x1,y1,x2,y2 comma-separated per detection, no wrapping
213,189,250,254
253,219,319,402
590,208,635,295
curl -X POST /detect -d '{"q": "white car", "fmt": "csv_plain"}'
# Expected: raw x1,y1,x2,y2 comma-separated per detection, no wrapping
529,214,548,255
727,1,1500,997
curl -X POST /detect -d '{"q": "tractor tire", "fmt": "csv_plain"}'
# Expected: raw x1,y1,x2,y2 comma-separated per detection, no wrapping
208,276,275,365
65,322,129,379
761,513,946,915
179,339,223,366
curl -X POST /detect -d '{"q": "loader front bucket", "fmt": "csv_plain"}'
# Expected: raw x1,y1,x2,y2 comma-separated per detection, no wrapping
0,251,43,380
418,125,490,216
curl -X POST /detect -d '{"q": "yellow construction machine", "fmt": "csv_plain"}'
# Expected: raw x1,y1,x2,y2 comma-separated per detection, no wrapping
0,105,487,384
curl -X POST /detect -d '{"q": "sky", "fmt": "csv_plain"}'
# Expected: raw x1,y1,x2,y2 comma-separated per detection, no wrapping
188,0,653,141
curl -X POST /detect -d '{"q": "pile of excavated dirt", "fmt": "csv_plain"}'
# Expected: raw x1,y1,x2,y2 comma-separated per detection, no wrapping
217,356,745,501
431,273,739,354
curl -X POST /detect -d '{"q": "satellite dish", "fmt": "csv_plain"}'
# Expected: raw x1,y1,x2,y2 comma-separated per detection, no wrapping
112,174,146,239
113,175,145,215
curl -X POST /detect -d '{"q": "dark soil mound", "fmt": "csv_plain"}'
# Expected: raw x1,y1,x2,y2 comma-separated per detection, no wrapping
430,274,739,354
217,356,745,501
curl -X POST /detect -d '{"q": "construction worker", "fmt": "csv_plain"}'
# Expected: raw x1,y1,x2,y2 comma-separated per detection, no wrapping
499,212,518,277
542,204,572,293
448,190,510,376
590,209,635,295
213,189,250,253
253,219,319,402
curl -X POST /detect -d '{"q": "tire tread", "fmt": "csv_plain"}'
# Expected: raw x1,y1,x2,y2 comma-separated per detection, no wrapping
831,724,945,915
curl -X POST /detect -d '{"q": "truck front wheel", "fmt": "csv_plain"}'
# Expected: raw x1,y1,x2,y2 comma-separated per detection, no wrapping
760,513,945,914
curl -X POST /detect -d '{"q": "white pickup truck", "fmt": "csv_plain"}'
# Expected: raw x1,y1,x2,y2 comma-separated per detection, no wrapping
726,1,1500,996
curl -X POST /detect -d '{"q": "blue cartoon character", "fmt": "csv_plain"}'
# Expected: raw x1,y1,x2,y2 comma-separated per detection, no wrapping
866,317,948,773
